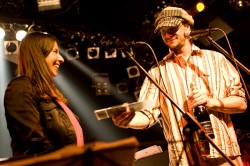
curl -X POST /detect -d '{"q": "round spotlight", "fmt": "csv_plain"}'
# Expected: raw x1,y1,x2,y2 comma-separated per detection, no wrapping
127,66,140,78
16,30,27,41
87,47,100,59
89,49,98,57
6,42,17,53
116,83,128,94
66,47,79,61
229,0,250,10
196,2,205,12
0,28,5,38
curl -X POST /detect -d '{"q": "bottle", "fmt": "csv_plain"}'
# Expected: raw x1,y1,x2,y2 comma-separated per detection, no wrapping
190,83,214,158
190,83,214,140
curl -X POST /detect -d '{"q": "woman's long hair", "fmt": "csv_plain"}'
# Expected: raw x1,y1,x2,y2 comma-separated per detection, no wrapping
17,31,67,103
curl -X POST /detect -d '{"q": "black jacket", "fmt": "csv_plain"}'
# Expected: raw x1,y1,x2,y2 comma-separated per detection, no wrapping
4,76,80,157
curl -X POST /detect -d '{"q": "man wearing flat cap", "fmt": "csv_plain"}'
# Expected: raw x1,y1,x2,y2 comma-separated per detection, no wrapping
112,6,246,166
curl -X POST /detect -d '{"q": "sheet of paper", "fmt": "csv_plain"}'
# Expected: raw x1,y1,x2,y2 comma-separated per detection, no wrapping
134,145,163,160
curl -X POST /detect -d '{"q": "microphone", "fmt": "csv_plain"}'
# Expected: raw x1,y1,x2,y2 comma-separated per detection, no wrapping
185,28,219,40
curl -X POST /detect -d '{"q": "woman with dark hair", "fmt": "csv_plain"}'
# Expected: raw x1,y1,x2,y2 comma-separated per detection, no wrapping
4,32,84,157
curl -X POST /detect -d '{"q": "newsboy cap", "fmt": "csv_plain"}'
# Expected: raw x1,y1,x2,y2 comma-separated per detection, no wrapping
154,6,194,33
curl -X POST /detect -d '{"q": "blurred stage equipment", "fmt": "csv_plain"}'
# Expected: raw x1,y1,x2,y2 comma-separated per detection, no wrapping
65,46,80,61
87,47,100,59
92,73,111,96
229,0,250,10
37,0,61,11
135,150,169,166
121,47,134,58
4,41,18,55
105,48,117,59
0,137,139,166
16,30,27,41
196,1,206,12
0,23,28,41
197,17,233,46
3,41,19,64
235,129,250,164
127,65,140,78
187,0,206,15
11,23,29,41
0,27,5,38
116,82,128,94
143,50,154,65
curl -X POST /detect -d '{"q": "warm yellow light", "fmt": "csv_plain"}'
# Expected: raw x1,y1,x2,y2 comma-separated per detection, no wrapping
196,2,205,12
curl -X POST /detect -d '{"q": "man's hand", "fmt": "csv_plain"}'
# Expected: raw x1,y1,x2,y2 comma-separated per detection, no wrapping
112,103,135,128
187,88,208,108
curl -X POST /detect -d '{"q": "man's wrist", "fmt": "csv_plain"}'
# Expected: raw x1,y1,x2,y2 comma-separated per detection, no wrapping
206,97,224,111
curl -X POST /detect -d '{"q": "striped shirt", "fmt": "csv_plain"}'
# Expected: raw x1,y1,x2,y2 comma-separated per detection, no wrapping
138,45,246,166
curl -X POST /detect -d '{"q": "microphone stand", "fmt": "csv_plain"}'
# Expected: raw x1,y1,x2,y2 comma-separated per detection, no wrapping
123,46,235,166
206,36,250,75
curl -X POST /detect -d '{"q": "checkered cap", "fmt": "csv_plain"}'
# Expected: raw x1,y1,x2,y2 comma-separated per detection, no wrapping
154,6,194,33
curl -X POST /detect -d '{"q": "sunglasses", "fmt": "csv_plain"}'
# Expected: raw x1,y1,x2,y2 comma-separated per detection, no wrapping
160,24,182,35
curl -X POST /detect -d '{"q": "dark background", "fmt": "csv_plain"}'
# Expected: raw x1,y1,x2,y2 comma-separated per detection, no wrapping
0,0,250,157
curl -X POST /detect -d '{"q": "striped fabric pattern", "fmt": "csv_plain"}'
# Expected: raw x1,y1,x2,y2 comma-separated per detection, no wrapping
138,45,245,165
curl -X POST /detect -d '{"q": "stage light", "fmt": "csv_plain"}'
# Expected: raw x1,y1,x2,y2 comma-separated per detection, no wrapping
4,41,19,55
126,66,140,78
105,49,117,59
3,41,19,64
196,2,205,12
0,28,5,38
143,51,154,65
229,0,250,10
37,0,61,11
92,73,111,96
121,47,133,58
87,47,100,59
16,30,27,41
186,1,206,16
116,82,128,94
65,47,79,61
7,23,29,41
